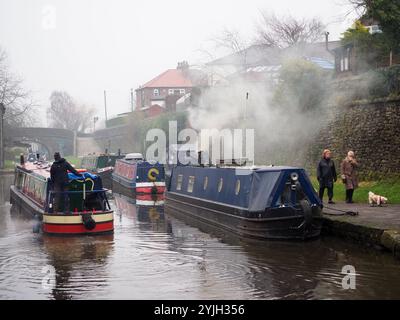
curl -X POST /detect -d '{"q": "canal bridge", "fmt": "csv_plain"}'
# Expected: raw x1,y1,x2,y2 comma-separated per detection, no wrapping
5,127,75,157
5,125,132,158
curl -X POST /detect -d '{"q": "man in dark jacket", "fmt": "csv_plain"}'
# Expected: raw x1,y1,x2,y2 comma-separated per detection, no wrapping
50,152,81,213
317,149,337,204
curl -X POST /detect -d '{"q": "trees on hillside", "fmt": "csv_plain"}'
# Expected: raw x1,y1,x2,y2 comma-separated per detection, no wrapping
47,91,95,132
0,47,36,127
348,0,400,52
273,59,330,113
256,12,325,48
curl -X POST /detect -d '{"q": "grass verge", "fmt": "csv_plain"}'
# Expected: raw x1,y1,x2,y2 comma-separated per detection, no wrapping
309,176,400,204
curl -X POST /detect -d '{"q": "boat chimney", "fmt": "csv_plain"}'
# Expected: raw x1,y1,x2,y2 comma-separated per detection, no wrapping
198,151,204,167
20,153,25,165
118,148,121,156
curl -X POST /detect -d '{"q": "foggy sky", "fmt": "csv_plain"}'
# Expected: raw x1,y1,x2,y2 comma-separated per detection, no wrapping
0,0,356,127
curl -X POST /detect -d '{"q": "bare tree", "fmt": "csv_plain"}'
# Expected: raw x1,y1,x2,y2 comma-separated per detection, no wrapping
0,47,36,127
211,28,250,66
47,91,95,132
256,12,325,48
347,0,371,15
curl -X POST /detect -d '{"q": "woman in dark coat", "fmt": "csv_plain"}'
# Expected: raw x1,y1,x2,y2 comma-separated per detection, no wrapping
317,149,337,204
341,150,359,203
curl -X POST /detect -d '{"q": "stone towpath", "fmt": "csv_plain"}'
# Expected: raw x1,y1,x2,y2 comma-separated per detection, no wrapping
322,202,400,259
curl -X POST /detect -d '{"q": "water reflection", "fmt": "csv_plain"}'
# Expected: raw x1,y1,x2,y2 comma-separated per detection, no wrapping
0,174,12,204
41,235,114,300
1,174,400,299
113,192,171,233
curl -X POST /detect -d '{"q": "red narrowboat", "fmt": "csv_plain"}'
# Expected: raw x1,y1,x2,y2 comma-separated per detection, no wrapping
10,161,114,236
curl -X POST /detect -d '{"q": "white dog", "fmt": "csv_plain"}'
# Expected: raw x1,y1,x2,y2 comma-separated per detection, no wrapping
368,191,388,206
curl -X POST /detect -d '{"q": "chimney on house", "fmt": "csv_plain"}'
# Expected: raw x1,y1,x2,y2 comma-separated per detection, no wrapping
176,61,189,71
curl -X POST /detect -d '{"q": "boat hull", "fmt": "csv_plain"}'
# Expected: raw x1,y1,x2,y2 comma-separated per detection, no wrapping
42,212,114,236
10,185,114,236
165,192,322,240
10,185,42,217
112,177,165,196
97,169,113,190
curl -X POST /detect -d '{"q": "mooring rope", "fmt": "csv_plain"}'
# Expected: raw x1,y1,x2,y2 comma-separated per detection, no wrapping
323,205,359,216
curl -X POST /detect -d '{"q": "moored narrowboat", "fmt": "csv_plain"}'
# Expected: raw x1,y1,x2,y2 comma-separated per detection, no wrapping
10,161,114,236
165,164,323,240
80,153,124,189
111,153,165,196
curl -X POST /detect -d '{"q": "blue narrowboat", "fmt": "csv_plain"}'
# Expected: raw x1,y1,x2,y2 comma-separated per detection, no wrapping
111,153,166,196
165,164,323,240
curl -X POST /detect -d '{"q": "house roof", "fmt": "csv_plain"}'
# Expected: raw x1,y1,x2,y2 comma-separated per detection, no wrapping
207,41,341,68
139,69,193,89
304,56,335,69
207,44,282,67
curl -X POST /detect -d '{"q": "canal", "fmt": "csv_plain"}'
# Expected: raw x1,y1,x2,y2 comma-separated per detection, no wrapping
1,174,400,300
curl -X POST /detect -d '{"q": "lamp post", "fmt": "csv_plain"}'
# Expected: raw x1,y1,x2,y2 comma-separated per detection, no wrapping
130,88,134,112
104,90,108,123
0,102,6,169
93,116,99,133
244,92,249,121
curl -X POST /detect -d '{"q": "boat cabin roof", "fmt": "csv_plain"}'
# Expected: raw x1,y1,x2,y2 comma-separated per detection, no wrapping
169,165,321,211
17,162,51,179
220,165,302,172
124,153,144,161
16,161,86,181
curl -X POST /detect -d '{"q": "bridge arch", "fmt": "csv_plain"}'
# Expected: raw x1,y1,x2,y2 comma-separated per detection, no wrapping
5,127,75,158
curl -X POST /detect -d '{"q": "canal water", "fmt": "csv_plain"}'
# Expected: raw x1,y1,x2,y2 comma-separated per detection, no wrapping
1,174,400,300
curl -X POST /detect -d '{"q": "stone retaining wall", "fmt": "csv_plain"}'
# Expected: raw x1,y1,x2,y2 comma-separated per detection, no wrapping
307,98,400,179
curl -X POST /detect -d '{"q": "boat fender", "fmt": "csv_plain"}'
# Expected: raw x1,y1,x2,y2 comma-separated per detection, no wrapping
148,168,159,181
300,200,313,227
32,214,42,233
82,214,96,230
151,185,158,194
33,221,42,233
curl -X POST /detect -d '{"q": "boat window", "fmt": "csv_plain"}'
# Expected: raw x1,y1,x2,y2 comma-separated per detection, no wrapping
235,179,240,195
176,174,183,190
203,176,208,190
187,176,195,193
218,178,223,192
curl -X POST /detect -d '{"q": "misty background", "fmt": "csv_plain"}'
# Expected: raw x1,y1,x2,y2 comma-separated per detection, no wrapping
0,0,357,127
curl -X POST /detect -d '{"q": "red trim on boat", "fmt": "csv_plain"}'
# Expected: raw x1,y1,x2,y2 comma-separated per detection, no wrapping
136,186,165,194
136,193,165,201
42,221,113,234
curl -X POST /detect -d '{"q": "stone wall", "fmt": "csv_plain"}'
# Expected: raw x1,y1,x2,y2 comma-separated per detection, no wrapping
308,97,400,179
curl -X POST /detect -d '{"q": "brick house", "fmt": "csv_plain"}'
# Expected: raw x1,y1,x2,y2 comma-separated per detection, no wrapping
135,62,205,115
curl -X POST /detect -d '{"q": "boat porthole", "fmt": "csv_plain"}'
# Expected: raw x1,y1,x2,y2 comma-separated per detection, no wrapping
203,176,208,190
235,179,240,195
218,178,223,192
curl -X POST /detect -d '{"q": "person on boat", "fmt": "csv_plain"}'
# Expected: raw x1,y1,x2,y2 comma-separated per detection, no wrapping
50,152,82,213
341,150,359,204
317,149,337,204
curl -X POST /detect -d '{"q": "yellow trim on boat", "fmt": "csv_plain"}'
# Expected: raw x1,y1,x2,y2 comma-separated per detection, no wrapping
43,212,113,224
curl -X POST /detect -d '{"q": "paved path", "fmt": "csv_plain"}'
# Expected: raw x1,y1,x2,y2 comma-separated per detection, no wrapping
322,202,400,259
323,202,400,231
